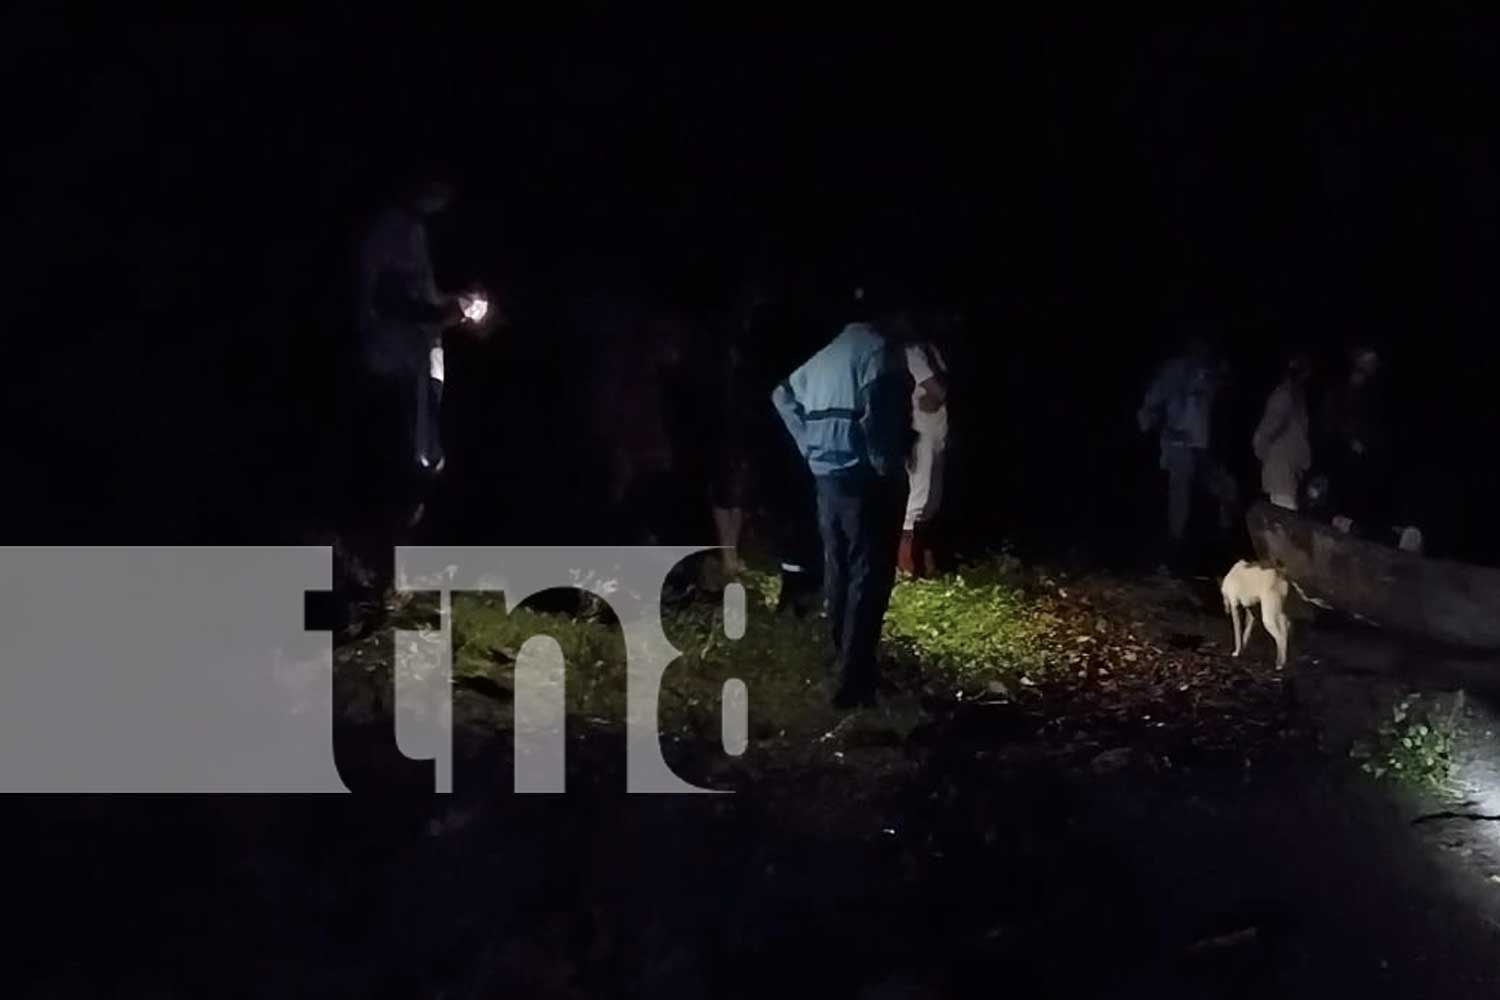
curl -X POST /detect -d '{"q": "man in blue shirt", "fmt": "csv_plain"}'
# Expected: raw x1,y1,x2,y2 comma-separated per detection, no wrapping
1137,333,1236,573
772,288,914,708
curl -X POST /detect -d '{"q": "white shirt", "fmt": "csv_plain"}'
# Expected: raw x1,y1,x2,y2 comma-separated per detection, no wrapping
906,342,948,443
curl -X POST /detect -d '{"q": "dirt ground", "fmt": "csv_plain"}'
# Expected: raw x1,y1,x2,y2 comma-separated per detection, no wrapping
10,570,1500,998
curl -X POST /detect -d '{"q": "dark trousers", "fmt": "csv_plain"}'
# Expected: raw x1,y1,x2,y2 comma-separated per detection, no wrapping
1162,445,1238,565
340,368,444,596
771,445,824,616
815,470,908,697
414,374,444,471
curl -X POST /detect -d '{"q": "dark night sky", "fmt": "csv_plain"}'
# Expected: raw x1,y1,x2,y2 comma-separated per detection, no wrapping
5,9,1499,558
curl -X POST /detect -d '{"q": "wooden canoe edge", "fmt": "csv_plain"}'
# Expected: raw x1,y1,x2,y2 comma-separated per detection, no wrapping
1245,501,1500,651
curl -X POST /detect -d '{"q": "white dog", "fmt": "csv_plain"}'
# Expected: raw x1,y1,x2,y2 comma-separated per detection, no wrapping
1220,560,1291,669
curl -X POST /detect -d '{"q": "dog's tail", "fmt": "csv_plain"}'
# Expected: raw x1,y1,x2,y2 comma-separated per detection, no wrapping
1288,578,1334,611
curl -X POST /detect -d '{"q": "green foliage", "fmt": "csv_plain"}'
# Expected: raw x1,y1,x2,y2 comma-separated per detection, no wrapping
1351,693,1457,791
883,559,1055,691
451,597,629,718
358,557,1061,738
446,577,837,738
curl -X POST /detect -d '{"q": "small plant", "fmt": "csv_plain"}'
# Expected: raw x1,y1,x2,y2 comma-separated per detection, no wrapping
1351,693,1458,791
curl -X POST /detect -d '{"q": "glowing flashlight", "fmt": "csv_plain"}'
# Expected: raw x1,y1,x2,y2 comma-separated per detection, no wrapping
461,296,489,323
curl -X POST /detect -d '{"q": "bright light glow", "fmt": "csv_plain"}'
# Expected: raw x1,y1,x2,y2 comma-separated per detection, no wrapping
462,296,489,322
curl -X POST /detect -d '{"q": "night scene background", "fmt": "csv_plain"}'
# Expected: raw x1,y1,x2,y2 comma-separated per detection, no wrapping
6,6,1500,998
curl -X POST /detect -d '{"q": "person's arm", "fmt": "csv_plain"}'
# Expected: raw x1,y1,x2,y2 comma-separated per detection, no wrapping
771,377,809,456
909,343,948,412
404,222,471,337
374,278,463,329
916,376,947,412
861,345,915,478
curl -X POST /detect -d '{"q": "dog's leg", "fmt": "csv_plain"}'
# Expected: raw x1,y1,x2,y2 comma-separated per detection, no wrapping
1263,595,1288,670
1229,601,1244,657
1270,617,1288,670
1240,605,1257,653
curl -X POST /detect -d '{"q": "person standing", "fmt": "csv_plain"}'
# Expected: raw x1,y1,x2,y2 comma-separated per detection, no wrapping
772,288,913,708
346,169,486,601
711,273,828,612
898,322,950,577
591,302,691,545
1252,352,1313,511
708,282,766,581
1137,334,1236,573
1318,344,1390,535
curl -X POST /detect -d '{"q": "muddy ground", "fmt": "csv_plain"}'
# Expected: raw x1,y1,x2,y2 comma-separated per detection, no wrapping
9,571,1500,998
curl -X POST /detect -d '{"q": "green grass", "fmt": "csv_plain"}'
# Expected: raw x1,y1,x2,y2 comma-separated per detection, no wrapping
328,554,1062,749
351,557,1060,741
446,571,836,739
883,558,1058,692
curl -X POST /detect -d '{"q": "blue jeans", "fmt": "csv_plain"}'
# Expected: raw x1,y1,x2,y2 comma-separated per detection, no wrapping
815,470,908,697
341,367,443,596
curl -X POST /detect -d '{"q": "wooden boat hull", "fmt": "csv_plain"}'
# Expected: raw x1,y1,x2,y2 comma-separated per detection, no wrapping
1246,501,1500,651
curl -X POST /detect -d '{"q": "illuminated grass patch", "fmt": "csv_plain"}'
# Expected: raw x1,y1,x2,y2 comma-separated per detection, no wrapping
346,558,1067,740
883,561,1058,690
445,574,836,738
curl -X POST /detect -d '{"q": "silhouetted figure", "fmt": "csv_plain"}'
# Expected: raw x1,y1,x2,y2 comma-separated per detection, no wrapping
1253,352,1313,511
710,282,766,580
1137,334,1237,573
1318,345,1391,537
716,277,824,612
345,170,485,600
590,299,693,544
772,287,913,708
897,314,951,578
